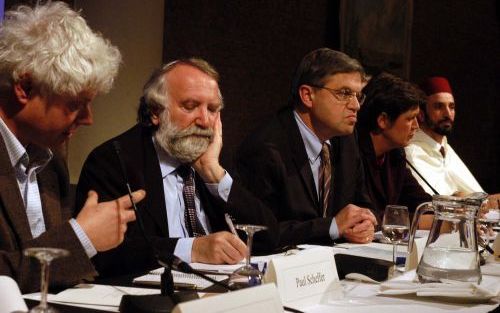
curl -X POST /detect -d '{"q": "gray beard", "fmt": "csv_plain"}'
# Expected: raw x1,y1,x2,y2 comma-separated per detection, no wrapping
154,113,213,164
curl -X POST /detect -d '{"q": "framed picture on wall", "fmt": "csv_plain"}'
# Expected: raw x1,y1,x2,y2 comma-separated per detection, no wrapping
340,0,413,78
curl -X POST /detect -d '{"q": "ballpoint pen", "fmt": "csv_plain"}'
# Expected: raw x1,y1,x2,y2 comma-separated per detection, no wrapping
224,213,238,236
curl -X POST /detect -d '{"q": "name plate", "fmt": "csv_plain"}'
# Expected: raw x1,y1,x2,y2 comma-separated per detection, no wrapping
264,247,340,307
172,283,283,313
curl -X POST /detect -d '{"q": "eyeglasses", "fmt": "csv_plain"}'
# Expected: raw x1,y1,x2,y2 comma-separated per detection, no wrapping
309,85,366,105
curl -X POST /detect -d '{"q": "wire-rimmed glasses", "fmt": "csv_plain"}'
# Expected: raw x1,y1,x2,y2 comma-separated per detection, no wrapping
309,84,366,105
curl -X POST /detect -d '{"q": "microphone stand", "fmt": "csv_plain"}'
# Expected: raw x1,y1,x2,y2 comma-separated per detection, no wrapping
405,158,439,195
158,255,304,313
114,142,197,313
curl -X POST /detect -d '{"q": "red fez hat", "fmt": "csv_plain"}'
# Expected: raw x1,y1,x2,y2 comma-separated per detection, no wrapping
420,77,453,96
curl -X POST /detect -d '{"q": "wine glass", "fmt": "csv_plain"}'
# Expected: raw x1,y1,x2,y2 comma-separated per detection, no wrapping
382,205,410,272
228,224,267,289
478,199,499,245
24,247,69,313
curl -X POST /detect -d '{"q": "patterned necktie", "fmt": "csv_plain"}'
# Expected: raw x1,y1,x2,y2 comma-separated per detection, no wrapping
177,165,206,237
318,143,332,218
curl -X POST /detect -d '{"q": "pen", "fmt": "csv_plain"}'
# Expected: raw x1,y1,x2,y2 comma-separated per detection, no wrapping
174,282,198,290
224,213,238,236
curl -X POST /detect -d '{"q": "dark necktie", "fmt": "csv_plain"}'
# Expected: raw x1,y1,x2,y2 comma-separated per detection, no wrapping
177,165,206,237
439,145,446,158
318,143,332,218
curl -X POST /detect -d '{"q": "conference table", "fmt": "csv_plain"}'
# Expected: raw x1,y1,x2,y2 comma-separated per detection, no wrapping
25,275,500,313
24,243,500,313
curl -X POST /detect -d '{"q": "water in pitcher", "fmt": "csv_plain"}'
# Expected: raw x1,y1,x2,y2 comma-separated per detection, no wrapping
417,246,481,283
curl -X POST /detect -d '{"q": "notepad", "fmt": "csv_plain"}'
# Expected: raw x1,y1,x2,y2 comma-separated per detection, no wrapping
133,268,228,290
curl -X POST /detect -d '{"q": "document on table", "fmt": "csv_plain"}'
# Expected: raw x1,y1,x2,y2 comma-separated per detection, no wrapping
133,268,228,289
24,284,160,312
1,276,28,313
379,270,500,301
333,231,429,263
53,284,159,306
23,293,119,312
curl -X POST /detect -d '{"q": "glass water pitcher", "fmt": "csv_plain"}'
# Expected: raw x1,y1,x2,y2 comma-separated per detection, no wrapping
408,192,488,283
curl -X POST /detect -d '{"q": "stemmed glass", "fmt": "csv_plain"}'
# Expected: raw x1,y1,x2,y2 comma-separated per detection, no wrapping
382,205,410,272
478,200,500,246
228,224,267,289
24,247,69,313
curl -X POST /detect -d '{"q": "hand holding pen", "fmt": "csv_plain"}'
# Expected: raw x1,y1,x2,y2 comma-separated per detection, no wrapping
225,213,238,236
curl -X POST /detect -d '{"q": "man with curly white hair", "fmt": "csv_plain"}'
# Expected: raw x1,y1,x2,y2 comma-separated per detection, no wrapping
0,2,145,293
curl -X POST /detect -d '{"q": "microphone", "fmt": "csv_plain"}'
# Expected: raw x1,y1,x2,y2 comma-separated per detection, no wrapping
113,141,303,313
113,141,197,313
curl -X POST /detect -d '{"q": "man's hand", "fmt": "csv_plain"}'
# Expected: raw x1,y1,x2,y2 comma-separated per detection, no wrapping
335,204,377,237
486,193,500,210
191,231,246,264
76,189,146,251
193,112,225,183
343,219,375,243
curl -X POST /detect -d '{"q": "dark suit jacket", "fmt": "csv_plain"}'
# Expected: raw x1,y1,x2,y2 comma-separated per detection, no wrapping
357,128,432,223
235,106,372,247
0,136,96,293
76,124,279,277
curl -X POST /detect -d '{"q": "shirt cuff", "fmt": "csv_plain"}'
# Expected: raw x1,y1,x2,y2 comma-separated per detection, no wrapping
205,171,233,202
329,217,340,240
69,219,97,258
174,238,195,263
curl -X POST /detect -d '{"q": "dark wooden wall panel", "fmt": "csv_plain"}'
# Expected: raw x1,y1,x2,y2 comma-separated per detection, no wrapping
163,0,339,167
163,0,498,192
411,0,499,192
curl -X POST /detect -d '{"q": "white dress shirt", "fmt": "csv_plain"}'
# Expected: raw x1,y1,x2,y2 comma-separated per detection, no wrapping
405,129,483,196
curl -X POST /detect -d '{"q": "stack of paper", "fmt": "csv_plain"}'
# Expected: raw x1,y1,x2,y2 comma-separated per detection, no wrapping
379,270,500,301
133,268,227,289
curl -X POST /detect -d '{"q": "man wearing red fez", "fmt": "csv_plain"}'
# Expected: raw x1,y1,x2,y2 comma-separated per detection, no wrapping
405,77,485,196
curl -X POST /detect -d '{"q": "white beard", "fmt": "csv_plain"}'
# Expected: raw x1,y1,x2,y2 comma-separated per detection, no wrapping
154,110,213,163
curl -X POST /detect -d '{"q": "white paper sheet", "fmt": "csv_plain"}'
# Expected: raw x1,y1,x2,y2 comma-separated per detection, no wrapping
23,292,118,312
52,284,160,307
0,276,28,313
481,255,500,276
133,268,228,289
379,270,500,301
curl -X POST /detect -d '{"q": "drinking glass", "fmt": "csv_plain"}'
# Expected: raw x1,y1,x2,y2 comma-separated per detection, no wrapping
478,199,500,245
382,205,410,270
24,247,69,313
228,224,267,289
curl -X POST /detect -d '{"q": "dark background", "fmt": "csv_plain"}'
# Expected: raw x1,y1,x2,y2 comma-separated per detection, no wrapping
4,0,498,193
163,0,499,193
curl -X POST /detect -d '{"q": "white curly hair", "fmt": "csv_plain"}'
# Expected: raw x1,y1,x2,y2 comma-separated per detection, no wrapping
0,1,121,98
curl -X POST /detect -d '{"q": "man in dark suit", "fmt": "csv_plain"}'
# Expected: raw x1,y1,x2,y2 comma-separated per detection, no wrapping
235,48,377,247
356,73,431,223
76,58,278,277
0,2,144,293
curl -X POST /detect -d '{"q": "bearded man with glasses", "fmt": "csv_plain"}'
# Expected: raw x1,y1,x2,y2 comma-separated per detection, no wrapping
235,48,377,247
